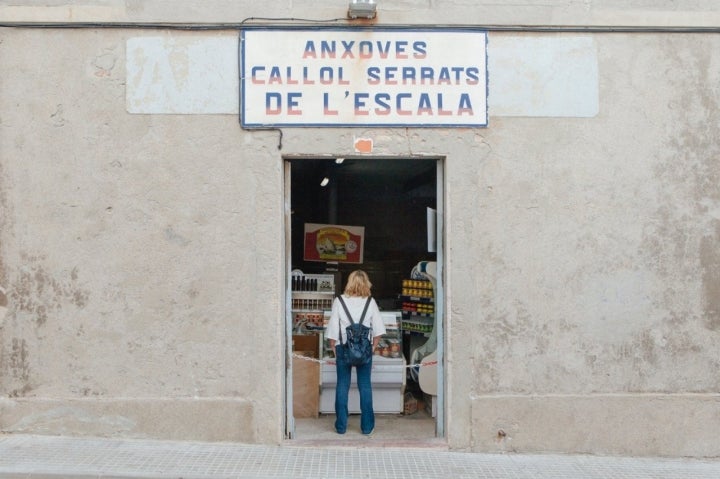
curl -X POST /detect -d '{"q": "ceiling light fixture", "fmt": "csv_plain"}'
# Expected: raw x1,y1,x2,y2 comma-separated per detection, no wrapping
320,177,330,187
335,158,345,164
348,0,376,19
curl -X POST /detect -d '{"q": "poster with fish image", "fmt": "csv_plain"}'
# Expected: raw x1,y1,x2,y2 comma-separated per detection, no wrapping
303,223,364,263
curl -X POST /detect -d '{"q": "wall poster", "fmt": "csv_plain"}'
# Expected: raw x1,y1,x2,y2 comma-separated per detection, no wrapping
304,223,365,264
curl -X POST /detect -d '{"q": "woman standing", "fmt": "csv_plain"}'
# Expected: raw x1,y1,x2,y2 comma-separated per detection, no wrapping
327,270,386,435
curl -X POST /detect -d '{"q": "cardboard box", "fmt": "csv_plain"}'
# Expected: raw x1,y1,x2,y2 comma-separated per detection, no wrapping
292,334,319,359
293,355,319,418
403,393,418,415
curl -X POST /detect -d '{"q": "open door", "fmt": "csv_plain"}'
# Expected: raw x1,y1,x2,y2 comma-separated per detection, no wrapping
284,160,295,439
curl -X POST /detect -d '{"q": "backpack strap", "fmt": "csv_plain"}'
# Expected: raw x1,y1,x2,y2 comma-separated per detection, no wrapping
337,296,353,345
358,297,372,325
337,296,355,324
338,296,372,325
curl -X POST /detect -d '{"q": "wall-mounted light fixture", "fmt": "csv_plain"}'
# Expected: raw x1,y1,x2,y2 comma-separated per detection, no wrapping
348,0,376,19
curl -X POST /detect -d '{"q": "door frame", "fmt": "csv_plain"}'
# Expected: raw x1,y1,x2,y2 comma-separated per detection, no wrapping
283,155,446,439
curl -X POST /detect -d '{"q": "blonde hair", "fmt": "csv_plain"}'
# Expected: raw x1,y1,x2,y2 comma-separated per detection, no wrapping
344,270,372,297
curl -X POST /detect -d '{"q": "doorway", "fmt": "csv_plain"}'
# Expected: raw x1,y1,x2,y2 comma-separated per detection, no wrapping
285,156,444,444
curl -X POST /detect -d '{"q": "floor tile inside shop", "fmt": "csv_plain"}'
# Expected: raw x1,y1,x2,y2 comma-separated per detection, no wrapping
290,410,444,448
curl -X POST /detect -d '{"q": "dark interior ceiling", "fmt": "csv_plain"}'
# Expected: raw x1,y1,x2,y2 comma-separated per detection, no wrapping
290,157,436,193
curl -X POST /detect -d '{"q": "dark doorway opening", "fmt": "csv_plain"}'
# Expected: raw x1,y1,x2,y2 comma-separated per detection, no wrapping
288,157,440,443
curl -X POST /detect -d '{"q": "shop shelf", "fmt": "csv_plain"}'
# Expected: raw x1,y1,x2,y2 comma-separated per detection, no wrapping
398,295,434,303
402,311,434,319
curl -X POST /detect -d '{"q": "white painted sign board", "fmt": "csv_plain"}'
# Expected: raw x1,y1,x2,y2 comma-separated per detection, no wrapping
240,27,488,128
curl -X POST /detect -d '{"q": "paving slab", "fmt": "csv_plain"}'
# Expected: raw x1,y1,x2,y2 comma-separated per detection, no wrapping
1,434,719,479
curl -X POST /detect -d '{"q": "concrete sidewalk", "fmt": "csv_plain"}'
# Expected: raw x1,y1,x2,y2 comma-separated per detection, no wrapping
1,434,719,479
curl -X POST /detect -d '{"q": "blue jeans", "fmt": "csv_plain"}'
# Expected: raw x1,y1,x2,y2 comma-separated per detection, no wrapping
334,344,374,434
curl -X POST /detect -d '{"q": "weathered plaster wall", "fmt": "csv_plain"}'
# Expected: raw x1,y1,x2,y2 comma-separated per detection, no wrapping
449,33,720,455
3,0,720,27
0,28,284,443
1,0,720,457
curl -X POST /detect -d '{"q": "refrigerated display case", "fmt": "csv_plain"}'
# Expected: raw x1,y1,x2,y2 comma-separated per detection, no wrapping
319,311,405,414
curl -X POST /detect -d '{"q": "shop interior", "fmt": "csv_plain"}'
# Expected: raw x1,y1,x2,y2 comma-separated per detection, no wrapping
288,157,441,442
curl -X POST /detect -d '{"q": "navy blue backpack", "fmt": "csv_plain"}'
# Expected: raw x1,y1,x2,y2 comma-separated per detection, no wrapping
337,296,373,366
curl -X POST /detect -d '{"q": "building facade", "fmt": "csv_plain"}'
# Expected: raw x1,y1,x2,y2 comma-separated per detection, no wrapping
1,0,719,457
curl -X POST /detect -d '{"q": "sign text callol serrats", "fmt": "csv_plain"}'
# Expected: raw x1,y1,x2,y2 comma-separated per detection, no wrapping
240,28,488,128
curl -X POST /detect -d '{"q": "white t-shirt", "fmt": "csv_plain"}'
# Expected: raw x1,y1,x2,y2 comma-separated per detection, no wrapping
327,295,386,344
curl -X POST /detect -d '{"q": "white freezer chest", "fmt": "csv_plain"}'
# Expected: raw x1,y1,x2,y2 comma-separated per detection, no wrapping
319,356,406,414
319,310,405,414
